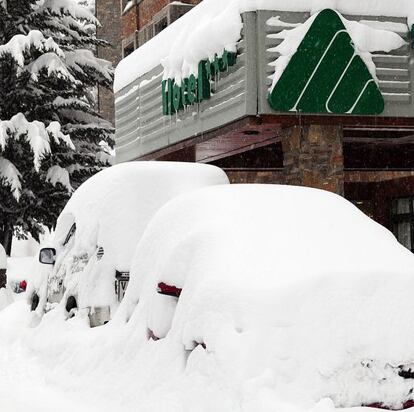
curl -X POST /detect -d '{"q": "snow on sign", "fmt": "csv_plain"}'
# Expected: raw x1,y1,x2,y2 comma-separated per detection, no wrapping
268,9,385,115
162,50,237,115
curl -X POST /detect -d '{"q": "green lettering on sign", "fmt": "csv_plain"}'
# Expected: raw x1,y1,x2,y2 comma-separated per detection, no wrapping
172,83,183,112
162,51,237,116
268,9,385,115
411,24,414,49
198,60,211,102
188,74,197,104
181,78,190,106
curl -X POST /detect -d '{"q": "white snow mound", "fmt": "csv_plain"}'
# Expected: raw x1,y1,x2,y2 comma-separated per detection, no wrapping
119,184,414,410
60,161,229,273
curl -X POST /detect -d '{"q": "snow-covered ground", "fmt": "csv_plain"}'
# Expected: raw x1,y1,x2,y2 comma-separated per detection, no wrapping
1,185,414,411
0,302,109,412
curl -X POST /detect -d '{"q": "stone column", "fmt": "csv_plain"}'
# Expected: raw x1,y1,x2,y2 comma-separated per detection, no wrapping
282,124,344,196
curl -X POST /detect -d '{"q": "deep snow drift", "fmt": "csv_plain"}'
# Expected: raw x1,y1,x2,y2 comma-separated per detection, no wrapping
117,184,414,410
1,184,414,412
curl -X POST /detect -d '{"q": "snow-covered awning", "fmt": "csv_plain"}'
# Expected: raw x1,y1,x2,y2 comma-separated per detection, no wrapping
114,0,414,93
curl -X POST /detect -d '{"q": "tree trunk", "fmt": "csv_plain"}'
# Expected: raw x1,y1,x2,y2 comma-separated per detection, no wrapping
0,224,13,256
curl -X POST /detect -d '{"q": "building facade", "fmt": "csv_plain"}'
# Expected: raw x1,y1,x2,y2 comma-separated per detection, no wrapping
96,0,199,123
114,4,414,253
121,0,202,58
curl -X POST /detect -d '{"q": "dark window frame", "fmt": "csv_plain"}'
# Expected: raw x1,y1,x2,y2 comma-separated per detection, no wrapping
154,16,168,36
123,42,135,58
390,196,414,252
63,223,76,246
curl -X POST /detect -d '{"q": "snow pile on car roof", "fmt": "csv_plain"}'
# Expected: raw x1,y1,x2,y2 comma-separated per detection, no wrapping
58,161,229,273
114,0,414,93
117,184,414,410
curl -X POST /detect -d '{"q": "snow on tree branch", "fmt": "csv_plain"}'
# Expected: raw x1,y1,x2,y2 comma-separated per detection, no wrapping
37,0,99,25
0,158,22,201
0,30,63,67
66,50,113,82
0,0,114,241
29,53,77,82
0,113,75,172
46,165,73,192
52,96,89,109
46,121,75,149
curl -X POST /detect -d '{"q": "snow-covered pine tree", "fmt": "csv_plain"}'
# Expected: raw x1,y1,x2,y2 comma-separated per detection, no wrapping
0,0,114,254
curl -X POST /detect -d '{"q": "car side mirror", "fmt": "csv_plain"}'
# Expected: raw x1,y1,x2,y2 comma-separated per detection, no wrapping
39,248,56,265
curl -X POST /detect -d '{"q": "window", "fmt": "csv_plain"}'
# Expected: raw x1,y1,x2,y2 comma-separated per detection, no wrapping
123,42,134,58
391,197,414,252
137,23,154,46
154,16,168,35
136,4,194,47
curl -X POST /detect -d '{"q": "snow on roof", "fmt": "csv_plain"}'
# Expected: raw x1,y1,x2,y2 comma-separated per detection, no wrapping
58,162,229,271
114,0,414,93
118,184,414,407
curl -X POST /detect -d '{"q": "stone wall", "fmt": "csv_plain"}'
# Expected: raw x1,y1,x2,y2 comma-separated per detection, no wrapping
225,170,284,184
281,125,344,195
226,125,344,194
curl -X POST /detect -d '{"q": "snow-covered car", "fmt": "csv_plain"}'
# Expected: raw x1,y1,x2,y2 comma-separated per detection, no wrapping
29,162,229,326
119,184,414,410
0,244,6,289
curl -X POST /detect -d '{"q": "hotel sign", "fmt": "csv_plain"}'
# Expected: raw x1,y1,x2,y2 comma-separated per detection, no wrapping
162,50,237,115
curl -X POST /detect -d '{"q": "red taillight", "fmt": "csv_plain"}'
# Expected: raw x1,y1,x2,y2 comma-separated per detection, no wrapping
19,280,27,291
403,401,414,409
365,401,414,410
157,282,182,298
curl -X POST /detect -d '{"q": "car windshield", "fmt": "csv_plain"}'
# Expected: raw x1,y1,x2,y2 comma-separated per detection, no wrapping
63,223,76,246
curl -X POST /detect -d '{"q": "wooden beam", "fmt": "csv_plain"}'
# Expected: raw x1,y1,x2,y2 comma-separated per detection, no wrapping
196,135,282,163
260,114,414,129
344,135,414,144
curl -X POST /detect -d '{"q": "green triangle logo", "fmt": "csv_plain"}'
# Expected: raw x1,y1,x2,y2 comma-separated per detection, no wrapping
268,9,385,115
